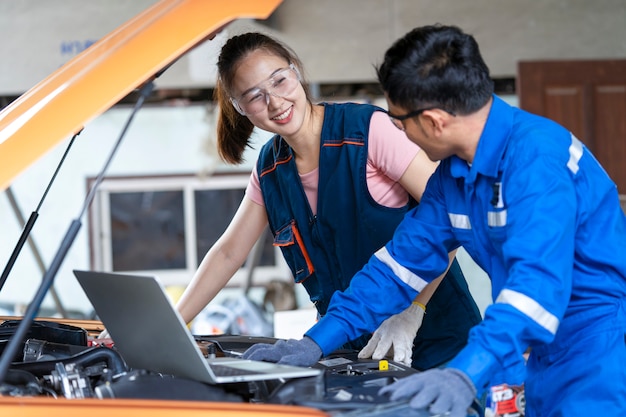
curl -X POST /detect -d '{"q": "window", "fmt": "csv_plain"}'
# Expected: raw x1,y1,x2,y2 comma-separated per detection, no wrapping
88,172,289,287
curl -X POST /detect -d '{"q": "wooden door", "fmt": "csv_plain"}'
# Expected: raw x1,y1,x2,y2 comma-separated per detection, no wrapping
517,60,626,197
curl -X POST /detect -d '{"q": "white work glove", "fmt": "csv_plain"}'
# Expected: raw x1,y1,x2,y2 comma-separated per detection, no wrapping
97,328,111,339
358,302,425,366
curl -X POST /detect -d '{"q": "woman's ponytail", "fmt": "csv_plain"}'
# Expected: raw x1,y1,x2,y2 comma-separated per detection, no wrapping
214,82,254,164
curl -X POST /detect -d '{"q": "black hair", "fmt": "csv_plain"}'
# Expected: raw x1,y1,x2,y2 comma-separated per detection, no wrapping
376,24,493,115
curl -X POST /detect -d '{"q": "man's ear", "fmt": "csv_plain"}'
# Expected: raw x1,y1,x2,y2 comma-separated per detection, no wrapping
421,109,447,136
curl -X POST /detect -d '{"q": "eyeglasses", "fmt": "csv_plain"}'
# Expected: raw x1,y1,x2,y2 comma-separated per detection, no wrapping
230,63,302,115
386,106,456,131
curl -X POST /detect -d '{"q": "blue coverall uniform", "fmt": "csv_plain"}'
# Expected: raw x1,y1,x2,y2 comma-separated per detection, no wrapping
307,96,626,416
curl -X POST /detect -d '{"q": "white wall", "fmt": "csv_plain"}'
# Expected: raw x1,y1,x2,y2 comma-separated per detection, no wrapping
272,0,626,81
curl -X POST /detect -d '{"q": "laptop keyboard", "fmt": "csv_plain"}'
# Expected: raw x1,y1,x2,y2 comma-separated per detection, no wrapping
210,364,264,377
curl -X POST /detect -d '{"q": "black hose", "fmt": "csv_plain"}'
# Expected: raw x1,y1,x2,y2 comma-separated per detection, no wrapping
11,346,128,377
5,368,39,386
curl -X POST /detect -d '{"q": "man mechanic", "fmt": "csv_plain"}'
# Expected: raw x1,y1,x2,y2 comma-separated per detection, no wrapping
243,24,626,417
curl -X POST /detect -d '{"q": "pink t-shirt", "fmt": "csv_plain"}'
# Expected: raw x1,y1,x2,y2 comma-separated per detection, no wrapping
245,110,420,214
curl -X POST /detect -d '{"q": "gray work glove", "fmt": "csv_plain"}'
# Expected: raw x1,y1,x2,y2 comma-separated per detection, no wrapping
358,302,425,366
379,367,476,417
242,336,322,367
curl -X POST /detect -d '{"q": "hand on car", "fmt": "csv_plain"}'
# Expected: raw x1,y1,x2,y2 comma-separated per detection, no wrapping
358,302,425,366
379,367,476,417
242,336,322,367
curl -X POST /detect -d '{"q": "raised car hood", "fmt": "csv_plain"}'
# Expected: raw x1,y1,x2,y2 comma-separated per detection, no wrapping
0,0,282,191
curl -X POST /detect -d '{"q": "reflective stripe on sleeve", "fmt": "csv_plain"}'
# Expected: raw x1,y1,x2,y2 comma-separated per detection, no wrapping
448,213,472,229
374,247,429,292
568,134,583,175
495,288,559,335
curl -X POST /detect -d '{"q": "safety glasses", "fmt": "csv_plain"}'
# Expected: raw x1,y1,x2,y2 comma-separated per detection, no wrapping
230,63,302,115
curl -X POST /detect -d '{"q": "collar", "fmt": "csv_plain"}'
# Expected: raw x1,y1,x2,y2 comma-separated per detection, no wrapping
450,95,513,184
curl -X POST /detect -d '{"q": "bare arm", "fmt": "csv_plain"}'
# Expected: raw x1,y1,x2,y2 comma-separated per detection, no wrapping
396,148,439,203
176,196,269,324
412,250,457,304
397,150,456,307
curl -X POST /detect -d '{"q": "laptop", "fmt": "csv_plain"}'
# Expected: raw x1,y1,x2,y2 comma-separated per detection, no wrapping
73,270,322,384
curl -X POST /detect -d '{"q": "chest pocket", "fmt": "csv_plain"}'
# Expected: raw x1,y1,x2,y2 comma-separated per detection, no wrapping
273,220,314,283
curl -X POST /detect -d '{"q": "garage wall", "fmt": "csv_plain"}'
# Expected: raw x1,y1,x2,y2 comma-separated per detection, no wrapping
1,0,625,94
267,0,626,82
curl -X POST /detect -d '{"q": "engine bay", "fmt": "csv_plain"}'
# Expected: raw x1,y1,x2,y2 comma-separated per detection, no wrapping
0,319,471,417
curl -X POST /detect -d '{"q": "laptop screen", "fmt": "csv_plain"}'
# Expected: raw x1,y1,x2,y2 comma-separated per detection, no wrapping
73,270,322,384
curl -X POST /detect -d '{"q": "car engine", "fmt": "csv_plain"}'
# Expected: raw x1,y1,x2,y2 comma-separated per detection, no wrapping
0,320,482,417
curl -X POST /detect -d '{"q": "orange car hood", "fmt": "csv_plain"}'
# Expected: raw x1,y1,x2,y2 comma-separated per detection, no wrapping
0,0,282,191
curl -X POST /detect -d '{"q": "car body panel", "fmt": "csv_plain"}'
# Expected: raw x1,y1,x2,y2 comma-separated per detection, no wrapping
0,0,282,191
0,396,328,417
